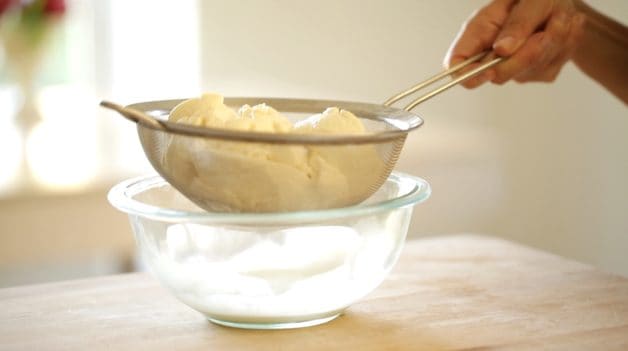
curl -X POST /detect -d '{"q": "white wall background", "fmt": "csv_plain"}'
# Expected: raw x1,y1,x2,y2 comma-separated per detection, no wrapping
198,0,628,276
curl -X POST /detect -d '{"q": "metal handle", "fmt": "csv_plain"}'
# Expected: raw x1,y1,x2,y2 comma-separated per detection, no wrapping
100,101,166,130
384,51,503,111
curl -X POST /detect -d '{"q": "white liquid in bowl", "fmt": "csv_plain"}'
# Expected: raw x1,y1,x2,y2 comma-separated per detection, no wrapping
139,220,406,325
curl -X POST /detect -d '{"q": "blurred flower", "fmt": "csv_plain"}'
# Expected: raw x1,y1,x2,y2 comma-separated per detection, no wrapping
1,0,67,129
0,0,65,20
0,0,14,16
0,0,66,58
43,0,65,15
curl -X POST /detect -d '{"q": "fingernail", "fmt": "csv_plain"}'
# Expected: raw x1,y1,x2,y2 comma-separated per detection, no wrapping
493,36,519,55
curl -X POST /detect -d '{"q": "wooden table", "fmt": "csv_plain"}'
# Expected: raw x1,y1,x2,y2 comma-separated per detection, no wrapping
1,235,627,350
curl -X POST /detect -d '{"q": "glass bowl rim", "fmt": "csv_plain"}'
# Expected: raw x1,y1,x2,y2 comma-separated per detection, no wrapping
108,171,430,224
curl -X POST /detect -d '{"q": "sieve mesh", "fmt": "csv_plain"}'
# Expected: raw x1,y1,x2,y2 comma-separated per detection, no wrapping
128,98,422,213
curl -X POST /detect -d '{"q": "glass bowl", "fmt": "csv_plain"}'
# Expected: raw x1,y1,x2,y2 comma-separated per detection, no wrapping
108,172,430,329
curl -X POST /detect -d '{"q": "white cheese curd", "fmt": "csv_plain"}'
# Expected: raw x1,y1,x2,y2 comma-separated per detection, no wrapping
163,93,384,212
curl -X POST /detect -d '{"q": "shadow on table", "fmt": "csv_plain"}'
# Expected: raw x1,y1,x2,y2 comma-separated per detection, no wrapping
207,310,452,351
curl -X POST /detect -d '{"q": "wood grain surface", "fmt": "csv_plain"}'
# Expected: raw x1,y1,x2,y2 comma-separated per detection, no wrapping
1,234,627,350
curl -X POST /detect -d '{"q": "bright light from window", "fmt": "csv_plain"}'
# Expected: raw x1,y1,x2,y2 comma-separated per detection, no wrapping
109,0,200,101
21,84,100,190
26,120,98,190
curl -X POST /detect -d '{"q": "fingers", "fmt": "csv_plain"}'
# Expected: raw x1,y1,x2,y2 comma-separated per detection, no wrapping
492,9,573,84
514,13,586,83
458,63,497,88
444,0,584,89
493,0,554,56
456,52,500,88
444,0,516,89
444,0,516,69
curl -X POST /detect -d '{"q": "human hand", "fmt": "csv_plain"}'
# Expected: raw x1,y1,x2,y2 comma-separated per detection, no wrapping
444,0,586,88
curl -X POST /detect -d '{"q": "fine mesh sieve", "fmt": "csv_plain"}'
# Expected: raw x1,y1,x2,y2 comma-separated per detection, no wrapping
108,98,421,213
101,52,500,213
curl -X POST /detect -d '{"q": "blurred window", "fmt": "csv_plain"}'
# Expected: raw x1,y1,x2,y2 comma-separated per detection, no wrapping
0,0,200,196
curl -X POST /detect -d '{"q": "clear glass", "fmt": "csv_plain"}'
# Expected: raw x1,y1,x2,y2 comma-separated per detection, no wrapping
108,172,430,329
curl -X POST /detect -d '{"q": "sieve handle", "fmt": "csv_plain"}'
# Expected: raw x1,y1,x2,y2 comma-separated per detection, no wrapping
384,51,503,111
100,101,167,130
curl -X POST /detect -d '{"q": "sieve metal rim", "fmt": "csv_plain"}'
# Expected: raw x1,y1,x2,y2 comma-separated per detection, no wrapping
126,97,424,145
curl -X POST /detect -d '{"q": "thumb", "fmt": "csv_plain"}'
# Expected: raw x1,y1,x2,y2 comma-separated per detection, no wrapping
493,0,553,56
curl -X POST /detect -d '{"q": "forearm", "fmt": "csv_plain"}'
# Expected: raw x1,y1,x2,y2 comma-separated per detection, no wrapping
573,1,628,104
